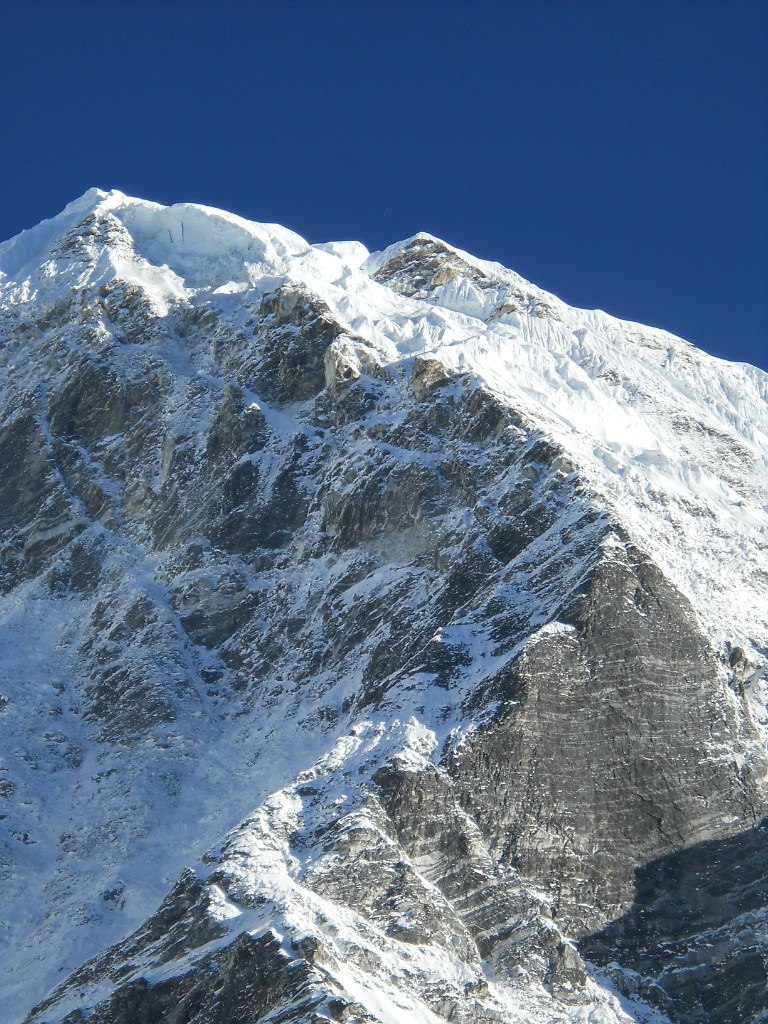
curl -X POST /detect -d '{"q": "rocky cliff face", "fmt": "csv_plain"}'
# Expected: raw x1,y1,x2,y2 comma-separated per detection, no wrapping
1,190,766,1024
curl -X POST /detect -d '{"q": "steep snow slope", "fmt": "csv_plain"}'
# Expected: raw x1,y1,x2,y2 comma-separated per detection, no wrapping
0,190,766,1024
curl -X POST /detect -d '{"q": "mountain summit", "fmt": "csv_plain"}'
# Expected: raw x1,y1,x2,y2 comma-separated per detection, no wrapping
1,192,767,1024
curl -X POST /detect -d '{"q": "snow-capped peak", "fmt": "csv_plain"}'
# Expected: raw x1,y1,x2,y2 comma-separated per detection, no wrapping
1,191,766,1024
1,191,766,654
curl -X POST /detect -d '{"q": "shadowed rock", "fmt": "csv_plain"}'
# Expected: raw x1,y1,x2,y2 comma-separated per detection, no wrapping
581,818,768,1023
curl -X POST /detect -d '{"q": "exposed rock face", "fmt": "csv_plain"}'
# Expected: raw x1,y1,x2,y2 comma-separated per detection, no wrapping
451,543,764,933
0,190,766,1024
583,819,768,1023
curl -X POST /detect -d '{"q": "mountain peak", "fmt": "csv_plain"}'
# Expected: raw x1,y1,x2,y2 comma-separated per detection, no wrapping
0,192,765,654
1,191,767,1024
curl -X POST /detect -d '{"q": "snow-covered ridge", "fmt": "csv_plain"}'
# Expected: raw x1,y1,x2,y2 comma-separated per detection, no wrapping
2,189,766,650
36,717,652,1024
0,188,308,281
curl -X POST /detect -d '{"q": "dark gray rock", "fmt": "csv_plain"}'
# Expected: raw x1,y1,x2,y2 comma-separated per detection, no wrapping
373,234,489,297
450,542,764,935
582,818,768,1023
51,932,323,1024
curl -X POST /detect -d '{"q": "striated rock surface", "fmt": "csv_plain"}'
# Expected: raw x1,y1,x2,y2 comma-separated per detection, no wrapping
0,190,766,1024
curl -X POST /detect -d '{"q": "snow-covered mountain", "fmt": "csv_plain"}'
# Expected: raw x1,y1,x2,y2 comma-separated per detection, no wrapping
1,189,766,1024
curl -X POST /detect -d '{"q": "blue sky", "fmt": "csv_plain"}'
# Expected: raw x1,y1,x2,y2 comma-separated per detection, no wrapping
2,0,766,369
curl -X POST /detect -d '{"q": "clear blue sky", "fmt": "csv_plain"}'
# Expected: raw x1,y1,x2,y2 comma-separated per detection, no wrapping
2,0,766,369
